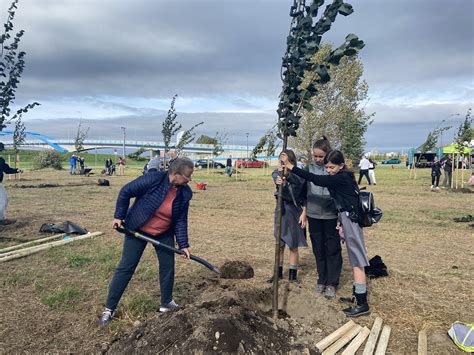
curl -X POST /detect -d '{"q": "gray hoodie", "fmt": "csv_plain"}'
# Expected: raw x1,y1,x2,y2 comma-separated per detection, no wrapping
306,163,338,219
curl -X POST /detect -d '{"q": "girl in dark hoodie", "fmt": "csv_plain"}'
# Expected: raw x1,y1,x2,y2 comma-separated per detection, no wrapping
280,149,370,317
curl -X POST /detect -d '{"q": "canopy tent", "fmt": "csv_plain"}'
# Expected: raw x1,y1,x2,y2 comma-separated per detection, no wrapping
442,144,472,154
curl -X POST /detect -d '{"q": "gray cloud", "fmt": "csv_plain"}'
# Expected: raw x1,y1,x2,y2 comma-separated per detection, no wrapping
3,0,473,151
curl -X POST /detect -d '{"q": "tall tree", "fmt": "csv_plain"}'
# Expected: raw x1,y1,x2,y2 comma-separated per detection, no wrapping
289,43,373,161
0,0,39,132
74,120,89,152
196,135,217,145
161,94,181,155
175,122,204,154
273,0,364,318
454,108,472,152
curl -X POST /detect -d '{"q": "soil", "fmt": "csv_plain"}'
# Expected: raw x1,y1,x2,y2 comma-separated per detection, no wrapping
220,260,254,279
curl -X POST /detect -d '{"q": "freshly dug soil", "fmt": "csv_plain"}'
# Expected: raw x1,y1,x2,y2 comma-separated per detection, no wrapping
106,286,321,354
220,260,254,279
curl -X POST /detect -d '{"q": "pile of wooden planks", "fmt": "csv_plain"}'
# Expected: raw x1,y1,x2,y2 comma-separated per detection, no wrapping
0,231,104,262
316,317,391,355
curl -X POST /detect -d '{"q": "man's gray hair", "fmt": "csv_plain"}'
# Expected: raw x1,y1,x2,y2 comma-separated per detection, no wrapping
169,157,194,174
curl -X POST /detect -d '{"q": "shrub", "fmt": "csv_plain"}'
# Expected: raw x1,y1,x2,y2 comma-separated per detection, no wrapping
33,150,64,170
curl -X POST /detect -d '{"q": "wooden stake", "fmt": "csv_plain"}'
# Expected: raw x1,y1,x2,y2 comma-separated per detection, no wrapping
418,330,427,355
316,320,356,352
322,324,361,355
0,233,66,254
342,326,371,355
374,325,391,355
0,232,103,262
362,317,383,355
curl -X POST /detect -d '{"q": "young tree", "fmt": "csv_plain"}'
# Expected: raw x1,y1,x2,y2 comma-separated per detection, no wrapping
212,131,227,158
12,115,25,168
175,122,204,154
161,94,181,156
453,108,472,188
74,120,89,152
1,0,39,133
273,0,364,318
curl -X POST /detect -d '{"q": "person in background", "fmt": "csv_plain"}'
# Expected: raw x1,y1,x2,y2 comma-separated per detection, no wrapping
268,149,307,283
78,156,85,175
146,150,162,173
0,142,23,225
69,154,78,175
368,159,377,185
98,157,194,327
358,155,371,185
280,150,371,317
441,155,452,188
225,155,233,177
431,156,442,191
300,137,341,299
117,157,126,176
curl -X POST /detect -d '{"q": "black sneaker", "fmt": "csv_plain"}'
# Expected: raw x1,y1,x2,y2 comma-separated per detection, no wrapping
343,303,370,317
0,219,16,226
97,308,115,327
159,300,181,313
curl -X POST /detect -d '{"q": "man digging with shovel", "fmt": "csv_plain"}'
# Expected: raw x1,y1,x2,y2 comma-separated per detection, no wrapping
98,157,195,327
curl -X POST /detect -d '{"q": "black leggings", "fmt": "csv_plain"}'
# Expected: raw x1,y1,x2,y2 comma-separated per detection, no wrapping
308,217,342,287
431,175,440,187
358,170,371,185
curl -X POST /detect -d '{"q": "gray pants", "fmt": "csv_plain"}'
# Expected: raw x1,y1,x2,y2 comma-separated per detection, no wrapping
443,171,452,187
0,183,7,220
106,230,175,310
340,213,370,267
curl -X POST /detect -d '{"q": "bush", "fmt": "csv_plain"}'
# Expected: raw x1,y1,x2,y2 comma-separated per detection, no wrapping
33,150,64,170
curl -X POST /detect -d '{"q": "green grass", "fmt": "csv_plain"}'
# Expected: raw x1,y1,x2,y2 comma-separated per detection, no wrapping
41,285,82,309
1,272,34,287
124,294,158,317
67,254,93,268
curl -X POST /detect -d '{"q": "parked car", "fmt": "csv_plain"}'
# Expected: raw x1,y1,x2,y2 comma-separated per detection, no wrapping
194,159,225,169
235,158,268,168
381,158,401,164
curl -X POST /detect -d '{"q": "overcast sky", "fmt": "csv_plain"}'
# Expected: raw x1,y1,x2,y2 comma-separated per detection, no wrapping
3,0,473,151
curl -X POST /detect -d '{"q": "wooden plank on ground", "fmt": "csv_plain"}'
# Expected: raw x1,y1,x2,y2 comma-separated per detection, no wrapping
0,233,66,254
0,232,103,262
418,330,427,355
362,317,383,355
316,320,356,352
342,326,371,355
322,324,362,355
374,325,391,355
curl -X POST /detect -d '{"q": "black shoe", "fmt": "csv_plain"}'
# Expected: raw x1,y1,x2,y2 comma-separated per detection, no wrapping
343,292,370,317
0,219,16,226
266,266,283,283
288,269,298,283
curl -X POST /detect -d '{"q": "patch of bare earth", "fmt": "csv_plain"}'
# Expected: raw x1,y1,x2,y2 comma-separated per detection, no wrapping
0,167,472,353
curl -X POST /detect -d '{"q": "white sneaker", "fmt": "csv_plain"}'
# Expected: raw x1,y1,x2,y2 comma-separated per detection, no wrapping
436,186,439,190
159,300,181,313
430,185,434,189
97,308,115,327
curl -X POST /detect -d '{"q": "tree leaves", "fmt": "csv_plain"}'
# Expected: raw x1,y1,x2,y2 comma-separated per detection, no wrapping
277,0,364,140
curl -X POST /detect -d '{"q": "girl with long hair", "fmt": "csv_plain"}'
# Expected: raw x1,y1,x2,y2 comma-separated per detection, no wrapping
280,149,370,317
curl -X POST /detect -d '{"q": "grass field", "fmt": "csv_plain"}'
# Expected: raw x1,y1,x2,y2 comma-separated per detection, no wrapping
0,164,472,353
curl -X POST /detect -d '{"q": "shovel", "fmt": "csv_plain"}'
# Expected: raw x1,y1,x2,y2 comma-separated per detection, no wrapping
115,226,221,275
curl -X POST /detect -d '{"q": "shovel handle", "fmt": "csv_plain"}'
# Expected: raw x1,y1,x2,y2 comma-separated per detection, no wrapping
115,226,220,274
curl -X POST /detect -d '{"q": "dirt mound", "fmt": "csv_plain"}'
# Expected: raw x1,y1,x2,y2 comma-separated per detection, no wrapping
107,288,319,354
220,260,254,279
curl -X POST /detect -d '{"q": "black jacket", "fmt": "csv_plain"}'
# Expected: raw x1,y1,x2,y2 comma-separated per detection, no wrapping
0,157,19,183
291,166,359,213
272,170,306,207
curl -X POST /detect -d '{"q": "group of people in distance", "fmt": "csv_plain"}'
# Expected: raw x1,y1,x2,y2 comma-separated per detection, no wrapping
69,154,86,175
271,137,371,318
430,155,454,190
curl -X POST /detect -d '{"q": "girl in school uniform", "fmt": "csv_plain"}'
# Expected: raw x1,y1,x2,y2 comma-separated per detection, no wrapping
280,149,370,317
268,149,307,283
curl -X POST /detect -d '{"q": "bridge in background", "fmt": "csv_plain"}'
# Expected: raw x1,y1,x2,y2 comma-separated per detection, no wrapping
0,131,254,157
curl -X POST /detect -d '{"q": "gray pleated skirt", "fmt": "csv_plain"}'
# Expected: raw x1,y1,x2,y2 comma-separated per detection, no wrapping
340,212,370,267
274,201,308,249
